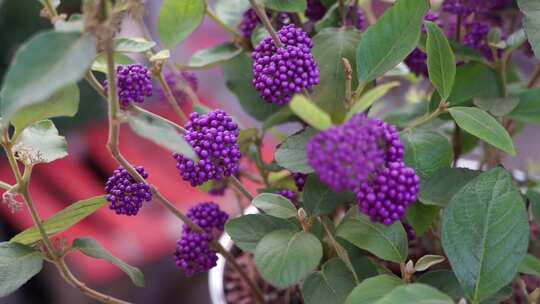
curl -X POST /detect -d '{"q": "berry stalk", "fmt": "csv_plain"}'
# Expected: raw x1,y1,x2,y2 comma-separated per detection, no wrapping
248,0,283,48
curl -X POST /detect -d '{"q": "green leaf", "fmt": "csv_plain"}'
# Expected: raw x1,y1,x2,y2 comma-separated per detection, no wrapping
375,283,454,304
157,0,206,48
263,0,307,12
338,238,379,281
414,255,445,272
11,196,108,245
149,50,171,62
72,237,144,287
251,25,270,47
517,0,540,59
441,168,529,302
302,258,356,304
91,52,135,74
336,209,408,264
311,28,362,121
14,120,67,163
222,53,280,121
303,175,354,216
11,84,79,135
405,203,439,236
345,275,402,304
473,96,520,117
255,230,322,288
0,31,95,125
182,42,242,70
426,21,456,101
214,0,250,27
275,128,317,174
127,110,196,160
357,0,429,84
252,193,297,219
417,270,464,301
225,214,300,252
0,242,43,297
519,254,540,277
114,37,156,53
506,29,527,52
289,95,333,130
346,82,400,121
509,88,540,124
401,131,453,181
449,107,516,156
419,168,481,207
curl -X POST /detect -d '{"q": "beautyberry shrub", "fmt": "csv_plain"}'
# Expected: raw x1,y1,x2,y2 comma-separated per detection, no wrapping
105,166,152,216
104,64,152,107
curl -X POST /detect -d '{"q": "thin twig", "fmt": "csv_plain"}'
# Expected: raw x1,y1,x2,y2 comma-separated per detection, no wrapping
155,69,188,124
339,0,347,27
230,176,255,201
528,65,540,88
248,0,283,47
130,105,187,133
0,180,12,191
342,58,353,107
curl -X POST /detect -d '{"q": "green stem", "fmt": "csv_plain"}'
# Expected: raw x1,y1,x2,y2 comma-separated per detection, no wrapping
206,7,246,43
156,70,188,124
405,106,446,131
43,0,58,18
230,175,254,201
0,180,12,190
339,0,347,27
248,0,283,47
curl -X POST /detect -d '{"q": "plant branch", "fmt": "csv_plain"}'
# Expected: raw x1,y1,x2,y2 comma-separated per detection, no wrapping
43,0,59,18
154,69,188,124
339,0,347,27
230,175,255,201
404,105,447,131
248,0,283,47
342,58,353,107
0,180,12,191
528,65,540,88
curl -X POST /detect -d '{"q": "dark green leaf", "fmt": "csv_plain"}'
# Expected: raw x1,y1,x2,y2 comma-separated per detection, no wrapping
517,0,540,59
222,53,280,121
509,88,540,124
226,214,300,252
519,254,540,277
375,283,454,304
357,0,429,84
338,238,379,281
157,0,206,48
312,28,362,121
405,203,439,236
0,242,43,297
302,258,356,304
314,4,340,32
336,209,408,264
473,96,520,117
426,21,456,100
345,275,402,304
449,106,516,156
91,52,134,74
275,128,317,174
251,25,270,47
346,82,400,121
252,193,297,219
303,175,354,216
11,196,108,245
417,270,464,301
127,110,196,160
115,37,156,53
214,0,250,27
183,43,242,69
401,131,453,180
0,31,95,124
263,0,307,12
441,168,529,302
419,168,481,207
14,120,67,163
289,95,333,130
255,230,322,288
11,84,79,135
73,237,144,287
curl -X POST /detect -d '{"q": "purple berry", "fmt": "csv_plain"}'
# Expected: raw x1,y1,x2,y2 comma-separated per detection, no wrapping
463,21,494,60
105,166,152,216
173,110,241,187
404,49,429,77
355,162,420,226
174,202,229,277
403,222,417,241
293,172,307,192
157,70,198,105
442,0,491,16
306,0,327,21
239,8,260,39
307,114,404,192
345,6,366,31
252,25,320,105
277,189,299,207
104,64,153,107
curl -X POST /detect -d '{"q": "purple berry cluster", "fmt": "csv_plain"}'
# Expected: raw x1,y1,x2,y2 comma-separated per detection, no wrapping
252,25,320,105
174,202,229,276
104,64,152,107
345,6,366,31
307,114,403,192
158,70,198,105
306,0,327,21
293,172,307,192
105,166,152,216
174,110,241,187
308,113,417,225
239,9,293,39
442,0,505,16
355,162,420,225
277,189,299,207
